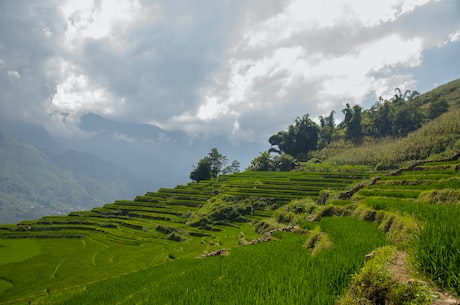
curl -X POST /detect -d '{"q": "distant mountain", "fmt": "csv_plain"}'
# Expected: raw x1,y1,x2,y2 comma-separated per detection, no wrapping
0,113,267,210
0,120,61,152
80,112,170,141
0,130,151,224
75,112,265,187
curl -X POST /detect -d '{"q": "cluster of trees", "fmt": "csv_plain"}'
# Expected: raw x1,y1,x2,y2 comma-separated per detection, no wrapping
247,152,297,172
268,114,319,161
190,148,240,182
191,88,450,178
248,88,449,171
341,89,449,140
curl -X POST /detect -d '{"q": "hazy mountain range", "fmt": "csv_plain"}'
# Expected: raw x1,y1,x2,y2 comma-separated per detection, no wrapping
0,114,265,224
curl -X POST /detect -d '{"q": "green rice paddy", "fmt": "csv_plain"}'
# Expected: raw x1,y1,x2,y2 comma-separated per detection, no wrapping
0,157,458,304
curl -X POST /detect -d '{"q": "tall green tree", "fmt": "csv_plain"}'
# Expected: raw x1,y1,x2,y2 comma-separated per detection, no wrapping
391,101,423,136
208,148,228,178
269,114,319,161
248,151,272,171
341,103,353,127
190,157,212,182
190,148,238,182
372,101,392,137
318,110,336,148
344,104,362,141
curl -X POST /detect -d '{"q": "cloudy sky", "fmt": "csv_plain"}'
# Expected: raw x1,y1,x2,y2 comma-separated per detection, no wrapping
1,0,459,144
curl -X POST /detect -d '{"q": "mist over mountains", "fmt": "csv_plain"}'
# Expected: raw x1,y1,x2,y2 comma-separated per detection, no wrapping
0,114,266,224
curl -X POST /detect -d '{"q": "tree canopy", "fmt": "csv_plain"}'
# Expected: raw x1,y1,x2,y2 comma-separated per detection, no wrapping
190,148,240,182
191,86,449,173
268,114,319,161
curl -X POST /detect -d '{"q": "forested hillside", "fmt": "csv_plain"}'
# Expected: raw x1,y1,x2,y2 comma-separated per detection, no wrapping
248,78,460,171
0,131,150,224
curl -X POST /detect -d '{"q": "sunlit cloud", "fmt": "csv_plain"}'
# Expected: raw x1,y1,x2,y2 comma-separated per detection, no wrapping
0,0,458,142
183,2,428,141
58,0,158,48
45,58,124,132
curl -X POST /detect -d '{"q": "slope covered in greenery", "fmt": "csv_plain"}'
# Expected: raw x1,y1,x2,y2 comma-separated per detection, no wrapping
0,131,150,224
0,80,459,305
1,156,458,304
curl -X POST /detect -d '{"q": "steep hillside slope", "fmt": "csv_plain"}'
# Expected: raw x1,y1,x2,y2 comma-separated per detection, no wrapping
0,131,150,224
310,78,460,167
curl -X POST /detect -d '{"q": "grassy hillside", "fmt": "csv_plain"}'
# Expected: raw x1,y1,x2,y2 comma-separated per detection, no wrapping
0,81,459,305
0,131,150,224
0,155,458,304
309,79,460,168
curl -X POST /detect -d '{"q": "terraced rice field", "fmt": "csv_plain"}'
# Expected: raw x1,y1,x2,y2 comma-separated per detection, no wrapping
1,158,457,304
0,170,371,304
0,170,369,243
356,159,460,294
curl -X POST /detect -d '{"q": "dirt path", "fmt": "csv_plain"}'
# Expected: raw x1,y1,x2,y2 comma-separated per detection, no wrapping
387,250,459,305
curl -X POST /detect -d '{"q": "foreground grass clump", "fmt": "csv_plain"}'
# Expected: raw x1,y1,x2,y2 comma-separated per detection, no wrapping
362,198,460,294
34,217,386,305
414,206,460,295
338,246,432,305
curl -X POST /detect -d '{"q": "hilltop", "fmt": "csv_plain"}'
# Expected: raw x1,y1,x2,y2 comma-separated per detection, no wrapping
0,79,459,305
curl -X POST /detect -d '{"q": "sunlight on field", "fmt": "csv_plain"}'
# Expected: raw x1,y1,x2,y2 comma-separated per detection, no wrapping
0,280,12,295
0,239,41,265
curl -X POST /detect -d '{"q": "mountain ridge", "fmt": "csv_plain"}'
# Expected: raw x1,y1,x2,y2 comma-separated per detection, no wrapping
0,130,150,224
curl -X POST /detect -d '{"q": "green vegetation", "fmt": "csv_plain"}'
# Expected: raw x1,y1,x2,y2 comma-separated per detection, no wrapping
339,246,432,305
0,132,149,224
0,239,41,264
253,79,460,172
32,217,386,305
190,148,240,182
0,79,459,304
358,159,460,294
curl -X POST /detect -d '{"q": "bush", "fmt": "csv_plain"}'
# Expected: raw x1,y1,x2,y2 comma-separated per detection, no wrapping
155,225,175,235
275,210,293,224
339,247,432,305
167,233,185,242
274,199,320,224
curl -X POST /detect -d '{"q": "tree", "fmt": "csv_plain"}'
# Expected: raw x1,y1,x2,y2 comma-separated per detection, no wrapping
190,157,211,182
341,103,353,127
318,110,336,149
248,151,272,171
223,160,241,175
190,148,239,182
346,104,362,140
391,102,423,136
208,148,228,178
272,153,296,171
372,101,392,137
268,114,319,161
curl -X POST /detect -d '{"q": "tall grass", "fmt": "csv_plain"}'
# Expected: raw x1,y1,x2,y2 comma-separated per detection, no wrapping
40,217,386,305
414,207,460,295
363,197,460,294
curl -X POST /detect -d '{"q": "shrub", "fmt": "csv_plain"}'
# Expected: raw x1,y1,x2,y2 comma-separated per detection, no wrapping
274,199,320,224
339,247,432,305
155,225,175,235
417,189,460,204
167,233,185,242
274,210,293,224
